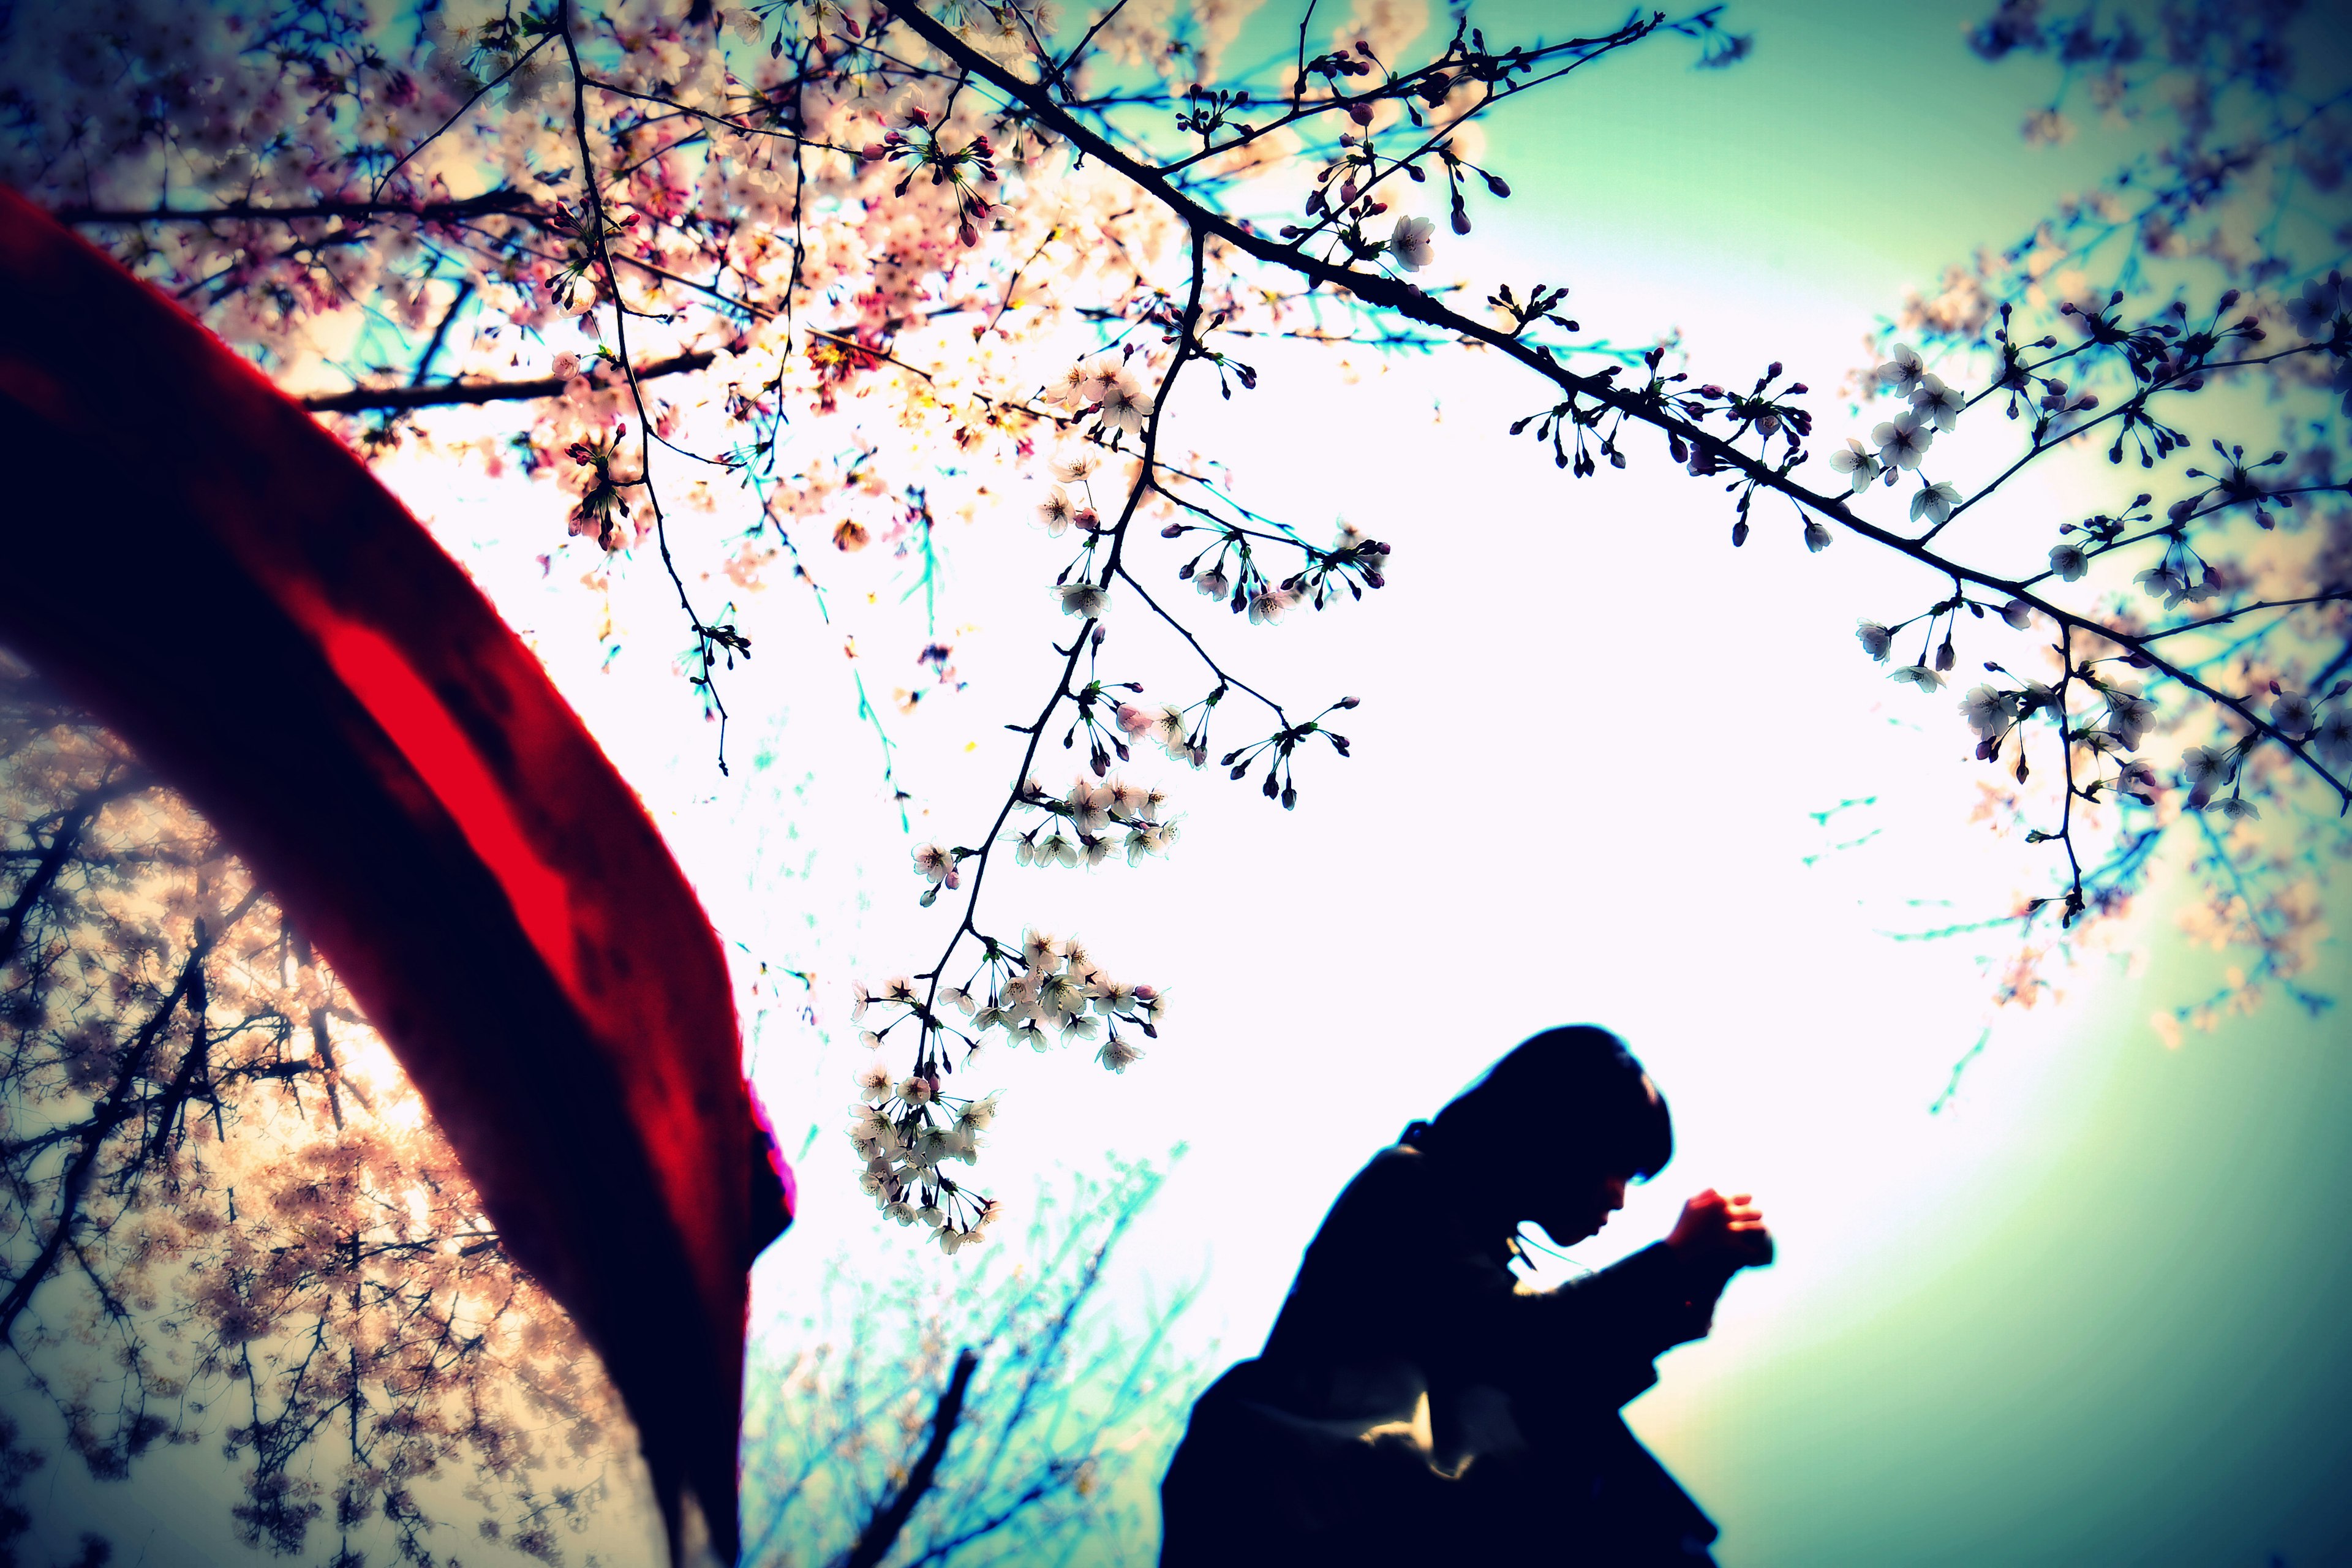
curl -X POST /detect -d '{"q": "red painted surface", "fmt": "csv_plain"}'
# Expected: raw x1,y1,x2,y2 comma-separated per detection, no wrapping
0,186,789,1561
306,611,586,992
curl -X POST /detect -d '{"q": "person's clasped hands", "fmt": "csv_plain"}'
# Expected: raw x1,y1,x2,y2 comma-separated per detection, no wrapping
1664,1188,1774,1280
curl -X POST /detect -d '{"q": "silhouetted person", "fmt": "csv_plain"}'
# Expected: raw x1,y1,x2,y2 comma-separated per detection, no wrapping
1160,1027,1771,1566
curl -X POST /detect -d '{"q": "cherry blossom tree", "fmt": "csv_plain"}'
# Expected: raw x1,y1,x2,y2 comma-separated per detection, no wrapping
6,0,2345,1242
1868,0,2351,1084
0,653,627,1565
4,0,1754,1253
1,0,2347,1555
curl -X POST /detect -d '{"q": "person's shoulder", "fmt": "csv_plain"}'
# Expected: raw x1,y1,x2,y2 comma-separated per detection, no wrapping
1291,1144,1439,1275
1321,1142,1437,1221
1354,1141,1432,1190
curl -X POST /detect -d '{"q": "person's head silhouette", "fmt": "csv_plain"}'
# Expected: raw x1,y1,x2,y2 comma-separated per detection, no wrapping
1412,1025,1673,1246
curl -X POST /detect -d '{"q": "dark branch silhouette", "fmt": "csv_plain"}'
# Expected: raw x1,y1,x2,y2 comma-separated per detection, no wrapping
840,1347,981,1568
300,350,715,413
54,190,540,228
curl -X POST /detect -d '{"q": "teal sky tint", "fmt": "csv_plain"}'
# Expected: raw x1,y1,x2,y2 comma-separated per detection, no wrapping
1466,0,2128,299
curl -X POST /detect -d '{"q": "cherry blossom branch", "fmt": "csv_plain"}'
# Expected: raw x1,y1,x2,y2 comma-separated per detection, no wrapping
2131,595,2352,643
1922,339,2332,543
1049,0,1136,94
1108,560,1289,723
408,279,477,385
2048,625,2089,922
298,350,715,413
369,34,557,203
580,72,858,153
908,233,1213,1033
877,0,2348,809
0,771,143,972
2012,486,2352,585
0,884,261,1349
55,190,541,228
1152,15,1667,178
558,0,742,774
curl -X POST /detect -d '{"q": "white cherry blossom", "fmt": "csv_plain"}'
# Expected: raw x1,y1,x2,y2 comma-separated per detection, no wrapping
1910,373,1966,431
2181,744,2233,793
1909,480,1962,526
1828,438,1880,492
2286,272,2345,337
1874,342,1926,397
1097,375,1155,434
1958,685,2006,737
1389,214,1436,271
1872,409,1934,470
2312,706,2352,766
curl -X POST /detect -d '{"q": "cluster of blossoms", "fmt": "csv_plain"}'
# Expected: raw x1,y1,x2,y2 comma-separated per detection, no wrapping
2285,272,2352,412
1858,594,2037,695
861,107,1000,247
849,928,1164,1250
1844,253,2350,992
1931,3,2352,1036
1003,772,1177,869
1118,697,1213,770
1035,450,1124,624
1041,358,1157,436
1509,350,1814,515
843,1060,1002,1251
1826,342,1969,517
1852,288,2352,800
855,930,1165,1070
1166,519,1394,627
905,773,1178,894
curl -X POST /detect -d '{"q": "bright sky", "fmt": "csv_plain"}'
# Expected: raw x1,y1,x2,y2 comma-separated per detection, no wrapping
34,4,2348,1564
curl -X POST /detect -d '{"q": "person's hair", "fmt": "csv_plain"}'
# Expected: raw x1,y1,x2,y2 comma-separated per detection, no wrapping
1412,1025,1673,1180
